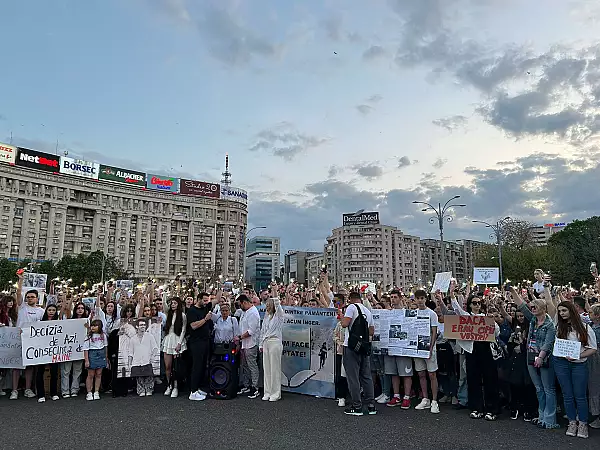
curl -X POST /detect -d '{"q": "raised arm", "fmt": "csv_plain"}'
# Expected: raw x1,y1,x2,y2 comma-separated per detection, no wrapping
543,285,556,319
16,271,24,307
450,296,469,316
509,286,534,322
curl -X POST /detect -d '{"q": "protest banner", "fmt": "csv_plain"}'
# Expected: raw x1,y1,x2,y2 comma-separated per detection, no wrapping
553,338,581,359
444,315,496,342
81,297,96,309
473,267,500,285
115,279,134,290
117,317,161,378
432,272,452,292
359,281,376,294
372,309,432,358
21,319,87,365
0,327,24,369
258,305,337,399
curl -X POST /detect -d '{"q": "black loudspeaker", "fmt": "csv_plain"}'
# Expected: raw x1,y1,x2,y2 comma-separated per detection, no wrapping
209,342,239,400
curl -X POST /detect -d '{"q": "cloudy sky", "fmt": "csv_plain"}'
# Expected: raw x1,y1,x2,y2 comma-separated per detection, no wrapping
2,0,600,253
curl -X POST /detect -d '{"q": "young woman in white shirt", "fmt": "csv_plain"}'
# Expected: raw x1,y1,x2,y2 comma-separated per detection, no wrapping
35,303,61,403
259,284,285,402
162,297,187,398
553,301,597,439
61,302,88,398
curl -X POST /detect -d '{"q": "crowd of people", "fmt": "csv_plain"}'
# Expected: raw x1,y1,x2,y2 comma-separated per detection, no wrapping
1,269,599,440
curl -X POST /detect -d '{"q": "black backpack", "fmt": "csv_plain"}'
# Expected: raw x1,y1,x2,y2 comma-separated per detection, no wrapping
348,303,371,355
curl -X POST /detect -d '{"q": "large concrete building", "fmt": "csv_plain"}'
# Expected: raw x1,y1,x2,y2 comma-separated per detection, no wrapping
0,143,248,280
530,222,568,246
324,211,486,290
283,250,322,285
245,236,280,292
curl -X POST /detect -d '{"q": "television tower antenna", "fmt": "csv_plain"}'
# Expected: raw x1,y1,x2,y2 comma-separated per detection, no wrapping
221,153,232,186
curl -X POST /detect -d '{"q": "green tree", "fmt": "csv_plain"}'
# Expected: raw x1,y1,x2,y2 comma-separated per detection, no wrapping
0,258,19,291
547,217,600,286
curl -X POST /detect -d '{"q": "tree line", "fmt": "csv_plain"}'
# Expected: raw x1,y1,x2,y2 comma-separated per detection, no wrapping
474,216,600,287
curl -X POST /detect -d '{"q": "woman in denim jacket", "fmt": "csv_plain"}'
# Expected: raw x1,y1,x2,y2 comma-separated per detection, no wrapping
509,287,558,429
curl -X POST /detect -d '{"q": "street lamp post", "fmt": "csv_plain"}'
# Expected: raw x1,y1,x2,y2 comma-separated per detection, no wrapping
472,217,511,286
413,196,466,273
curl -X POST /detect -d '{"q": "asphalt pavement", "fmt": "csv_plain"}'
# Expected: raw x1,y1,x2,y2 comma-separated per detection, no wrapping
1,392,599,450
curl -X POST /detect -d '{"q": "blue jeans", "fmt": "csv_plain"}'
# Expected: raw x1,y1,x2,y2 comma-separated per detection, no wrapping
553,356,589,423
527,361,557,426
457,353,468,406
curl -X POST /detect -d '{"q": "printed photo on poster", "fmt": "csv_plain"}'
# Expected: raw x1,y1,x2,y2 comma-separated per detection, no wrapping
117,318,161,378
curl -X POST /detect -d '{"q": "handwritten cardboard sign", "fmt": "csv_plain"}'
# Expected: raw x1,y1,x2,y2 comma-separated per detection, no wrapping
21,319,87,365
443,315,496,342
0,327,24,368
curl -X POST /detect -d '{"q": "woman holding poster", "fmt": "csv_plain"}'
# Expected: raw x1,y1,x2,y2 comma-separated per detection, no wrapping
259,283,284,402
35,303,61,403
553,301,597,439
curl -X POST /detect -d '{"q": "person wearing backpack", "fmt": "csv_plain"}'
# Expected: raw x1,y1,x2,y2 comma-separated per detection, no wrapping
342,291,376,416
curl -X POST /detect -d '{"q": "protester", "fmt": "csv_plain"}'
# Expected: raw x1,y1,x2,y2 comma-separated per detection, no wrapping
259,283,284,402
553,301,597,439
238,294,261,399
35,303,61,403
342,291,375,416
162,297,187,398
61,302,88,398
83,319,108,401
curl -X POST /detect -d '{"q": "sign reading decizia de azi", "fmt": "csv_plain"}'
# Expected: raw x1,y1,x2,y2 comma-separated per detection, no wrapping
342,211,380,226
21,319,87,365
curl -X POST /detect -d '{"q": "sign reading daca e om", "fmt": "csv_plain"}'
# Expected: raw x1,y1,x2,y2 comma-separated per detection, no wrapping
443,315,496,342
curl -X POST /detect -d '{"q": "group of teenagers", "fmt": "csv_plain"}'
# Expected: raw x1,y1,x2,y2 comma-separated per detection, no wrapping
340,270,600,440
0,273,288,405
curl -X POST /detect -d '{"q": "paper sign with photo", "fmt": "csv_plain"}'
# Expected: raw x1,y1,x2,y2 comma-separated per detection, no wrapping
22,272,48,290
473,267,500,285
432,272,453,293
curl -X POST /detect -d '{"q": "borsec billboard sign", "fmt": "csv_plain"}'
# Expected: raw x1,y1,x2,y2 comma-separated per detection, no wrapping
343,211,380,226
60,156,100,180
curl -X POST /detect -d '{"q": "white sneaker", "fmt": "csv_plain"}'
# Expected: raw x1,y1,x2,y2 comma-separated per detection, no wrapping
430,400,440,414
38,397,45,403
376,394,390,404
86,392,94,401
189,391,206,401
0,390,6,396
170,388,178,398
62,393,70,399
415,398,431,410
24,389,36,398
338,398,346,407
438,395,450,403
139,392,146,397
262,395,270,401
146,391,153,396
198,389,208,396
93,392,100,400
375,393,384,402
9,390,18,400
164,387,173,396
51,395,60,401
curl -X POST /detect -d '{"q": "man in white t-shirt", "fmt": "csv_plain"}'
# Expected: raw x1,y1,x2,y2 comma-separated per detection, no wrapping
11,273,45,400
412,289,440,414
342,291,375,416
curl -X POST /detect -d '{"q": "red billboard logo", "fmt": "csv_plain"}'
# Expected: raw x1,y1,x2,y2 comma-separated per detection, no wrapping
151,176,173,187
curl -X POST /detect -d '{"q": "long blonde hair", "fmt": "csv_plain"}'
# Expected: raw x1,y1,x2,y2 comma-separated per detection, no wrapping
266,298,275,317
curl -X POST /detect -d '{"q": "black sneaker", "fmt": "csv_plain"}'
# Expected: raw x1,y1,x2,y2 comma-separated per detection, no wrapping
523,412,533,422
247,388,260,399
344,406,364,416
511,410,519,420
237,387,250,395
367,404,377,415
